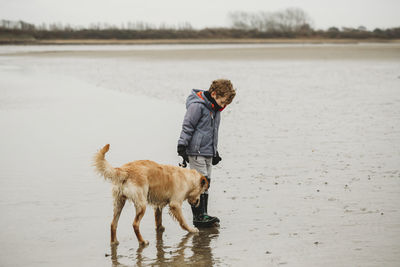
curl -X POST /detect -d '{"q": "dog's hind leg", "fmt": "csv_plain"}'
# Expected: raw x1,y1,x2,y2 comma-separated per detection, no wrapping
154,207,165,232
111,195,126,245
133,203,149,246
169,201,199,233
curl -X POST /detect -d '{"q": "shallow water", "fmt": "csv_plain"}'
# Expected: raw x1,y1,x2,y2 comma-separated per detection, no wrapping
0,44,400,266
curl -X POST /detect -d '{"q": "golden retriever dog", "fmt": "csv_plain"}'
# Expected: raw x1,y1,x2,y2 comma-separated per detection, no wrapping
94,144,208,246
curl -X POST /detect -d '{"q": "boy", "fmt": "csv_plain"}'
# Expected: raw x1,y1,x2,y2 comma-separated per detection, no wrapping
177,79,236,227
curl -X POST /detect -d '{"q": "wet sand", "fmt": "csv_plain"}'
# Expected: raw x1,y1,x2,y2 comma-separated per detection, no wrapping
3,38,400,46
3,42,400,61
0,44,400,266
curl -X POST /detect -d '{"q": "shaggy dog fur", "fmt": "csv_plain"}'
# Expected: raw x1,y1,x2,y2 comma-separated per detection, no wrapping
94,144,208,246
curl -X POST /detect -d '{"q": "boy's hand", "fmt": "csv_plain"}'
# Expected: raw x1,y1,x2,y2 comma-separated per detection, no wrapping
212,152,222,165
177,145,189,163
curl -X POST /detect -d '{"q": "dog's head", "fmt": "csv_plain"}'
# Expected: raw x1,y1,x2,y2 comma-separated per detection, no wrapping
187,174,209,207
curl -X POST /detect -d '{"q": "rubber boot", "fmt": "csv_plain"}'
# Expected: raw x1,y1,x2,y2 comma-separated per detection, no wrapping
191,194,218,227
191,193,210,227
203,193,220,223
191,198,203,220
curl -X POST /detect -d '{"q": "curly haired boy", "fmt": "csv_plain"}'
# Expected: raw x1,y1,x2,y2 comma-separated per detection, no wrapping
178,79,236,227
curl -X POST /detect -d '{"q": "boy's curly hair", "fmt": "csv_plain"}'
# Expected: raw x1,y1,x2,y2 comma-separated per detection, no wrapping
208,79,236,105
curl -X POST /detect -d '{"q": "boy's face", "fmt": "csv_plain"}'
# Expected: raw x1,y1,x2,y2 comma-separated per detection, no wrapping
211,92,229,109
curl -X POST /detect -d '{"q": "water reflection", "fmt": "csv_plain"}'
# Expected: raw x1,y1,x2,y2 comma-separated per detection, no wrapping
187,227,220,266
110,244,128,267
110,227,220,266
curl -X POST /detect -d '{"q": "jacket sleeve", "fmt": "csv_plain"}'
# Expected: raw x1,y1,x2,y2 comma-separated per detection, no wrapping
178,103,202,146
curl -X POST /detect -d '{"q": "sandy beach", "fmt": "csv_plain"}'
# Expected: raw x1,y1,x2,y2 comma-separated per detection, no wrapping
0,43,399,266
2,38,400,46
3,42,400,61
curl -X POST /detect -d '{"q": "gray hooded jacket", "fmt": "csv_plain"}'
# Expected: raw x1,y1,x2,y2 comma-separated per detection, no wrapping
178,89,221,157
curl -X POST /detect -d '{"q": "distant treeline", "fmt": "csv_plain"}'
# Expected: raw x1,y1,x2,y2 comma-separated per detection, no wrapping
1,8,400,43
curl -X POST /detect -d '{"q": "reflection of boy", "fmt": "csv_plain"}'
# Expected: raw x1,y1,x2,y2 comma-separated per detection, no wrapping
178,79,236,227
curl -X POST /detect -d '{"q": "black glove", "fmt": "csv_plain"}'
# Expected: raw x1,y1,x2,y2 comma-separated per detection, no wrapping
177,145,189,163
212,151,222,165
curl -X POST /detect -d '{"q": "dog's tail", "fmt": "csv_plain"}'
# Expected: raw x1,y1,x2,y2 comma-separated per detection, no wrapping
94,144,128,184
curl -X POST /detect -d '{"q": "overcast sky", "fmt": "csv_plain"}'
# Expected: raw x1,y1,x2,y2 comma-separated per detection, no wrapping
0,0,399,30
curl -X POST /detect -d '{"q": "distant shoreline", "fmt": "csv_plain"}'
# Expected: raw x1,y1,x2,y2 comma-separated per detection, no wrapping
3,41,399,61
1,38,400,45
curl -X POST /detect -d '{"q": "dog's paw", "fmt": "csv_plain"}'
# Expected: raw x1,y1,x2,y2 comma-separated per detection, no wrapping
140,240,149,246
189,227,199,233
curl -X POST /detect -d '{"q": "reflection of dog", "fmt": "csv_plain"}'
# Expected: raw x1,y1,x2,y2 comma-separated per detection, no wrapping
94,144,208,246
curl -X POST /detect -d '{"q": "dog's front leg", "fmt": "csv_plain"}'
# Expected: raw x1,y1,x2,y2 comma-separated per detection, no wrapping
169,202,199,233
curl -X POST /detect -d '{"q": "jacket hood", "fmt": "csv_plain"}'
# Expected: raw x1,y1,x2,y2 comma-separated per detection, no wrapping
186,89,214,111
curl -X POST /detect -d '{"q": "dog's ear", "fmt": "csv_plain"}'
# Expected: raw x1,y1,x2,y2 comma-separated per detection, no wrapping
200,176,209,189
